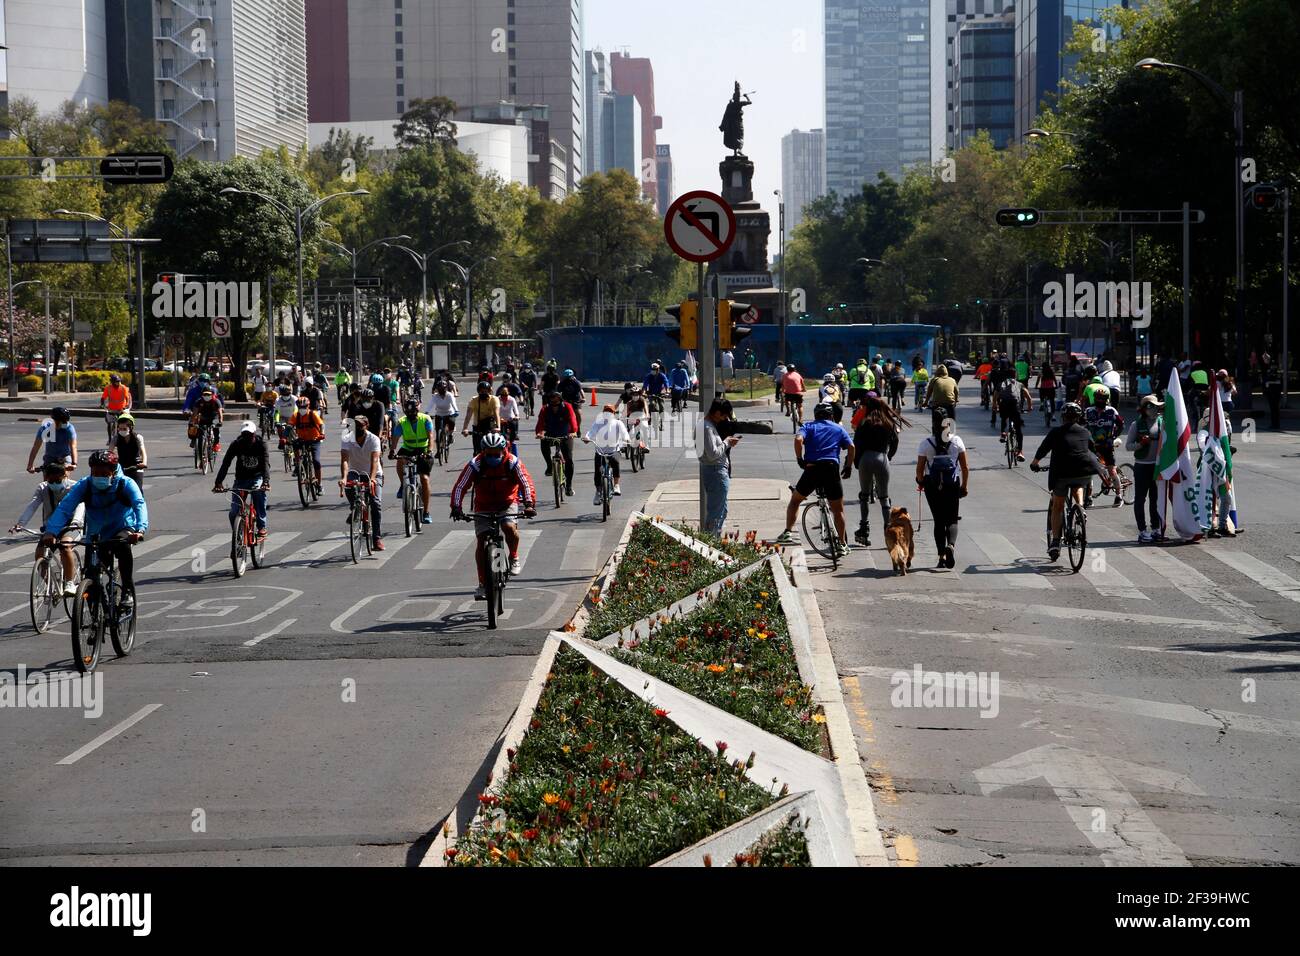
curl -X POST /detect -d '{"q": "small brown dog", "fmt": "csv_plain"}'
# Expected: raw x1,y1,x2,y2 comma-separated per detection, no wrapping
884,506,915,575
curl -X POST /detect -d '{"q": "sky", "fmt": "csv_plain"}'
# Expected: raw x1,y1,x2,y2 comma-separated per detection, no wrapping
584,0,825,216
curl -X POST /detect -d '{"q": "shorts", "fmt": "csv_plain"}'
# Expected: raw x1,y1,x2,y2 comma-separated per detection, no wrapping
794,460,844,501
1051,476,1093,498
294,440,323,465
1095,444,1116,468
475,505,519,537
784,392,804,406
399,449,434,475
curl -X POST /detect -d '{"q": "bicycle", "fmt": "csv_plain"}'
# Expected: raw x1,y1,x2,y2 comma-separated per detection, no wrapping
293,442,321,508
541,436,571,509
193,423,216,474
799,488,846,569
1032,467,1088,573
787,396,803,433
670,389,686,416
1042,395,1055,429
400,453,430,537
522,386,535,418
341,477,374,563
69,534,137,673
455,511,532,630
257,405,276,442
215,485,267,578
1003,426,1020,468
1098,461,1136,506
626,418,648,473
15,527,80,634
595,451,617,522
434,420,452,466
104,409,122,444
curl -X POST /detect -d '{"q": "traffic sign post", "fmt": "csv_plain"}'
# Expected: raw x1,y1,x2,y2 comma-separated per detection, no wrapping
664,190,736,531
211,316,231,338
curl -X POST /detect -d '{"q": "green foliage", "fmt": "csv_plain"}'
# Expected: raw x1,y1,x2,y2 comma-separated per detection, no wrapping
17,375,42,392
394,97,459,150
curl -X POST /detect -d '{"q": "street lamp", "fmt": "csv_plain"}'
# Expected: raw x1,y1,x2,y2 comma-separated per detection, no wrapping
321,234,410,375
775,189,786,363
382,240,470,371
441,256,497,357
1135,57,1247,388
219,186,368,366
1024,127,1078,141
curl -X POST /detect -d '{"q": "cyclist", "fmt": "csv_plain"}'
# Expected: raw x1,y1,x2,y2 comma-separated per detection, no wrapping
582,404,631,504
975,356,994,408
477,365,495,387
1039,362,1058,424
782,362,806,424
558,368,586,429
995,376,1032,461
395,398,436,523
536,389,578,497
1081,368,1107,408
772,360,788,407
11,458,83,596
988,355,1012,425
1015,353,1031,395
339,382,363,421
818,373,844,423
26,406,78,473
911,361,929,410
100,373,132,440
251,365,271,396
776,402,854,550
397,362,414,400
623,384,650,455
301,374,327,417
1062,357,1084,406
289,395,326,492
1084,386,1125,507
339,412,385,551
189,385,224,454
273,384,298,449
213,421,271,540
519,363,538,415
1031,402,1106,560
352,387,389,450
428,379,460,449
496,372,523,405
113,413,147,490
924,363,958,414
669,361,691,412
888,361,907,412
257,384,279,436
183,372,214,412
449,431,537,600
463,380,502,455
43,448,147,609
831,363,848,393
643,362,670,426
540,360,561,399
847,358,871,406
497,382,521,454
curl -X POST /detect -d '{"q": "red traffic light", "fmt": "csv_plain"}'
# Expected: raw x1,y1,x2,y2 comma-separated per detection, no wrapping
1249,184,1280,211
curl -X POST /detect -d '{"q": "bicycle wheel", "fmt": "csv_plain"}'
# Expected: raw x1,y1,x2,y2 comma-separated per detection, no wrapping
485,544,500,630
297,456,311,508
1067,505,1087,573
70,584,104,673
1116,463,1136,506
403,475,416,538
800,501,837,560
250,521,267,569
283,442,292,474
109,571,136,658
30,556,59,634
1006,434,1015,468
62,548,82,619
231,516,249,578
553,458,564,509
601,466,611,522
348,498,366,564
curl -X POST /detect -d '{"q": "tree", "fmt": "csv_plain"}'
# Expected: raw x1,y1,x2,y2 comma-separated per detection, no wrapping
394,97,459,150
306,127,373,190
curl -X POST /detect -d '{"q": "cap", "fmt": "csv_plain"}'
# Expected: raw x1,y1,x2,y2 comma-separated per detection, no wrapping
240,421,258,434
1140,395,1165,409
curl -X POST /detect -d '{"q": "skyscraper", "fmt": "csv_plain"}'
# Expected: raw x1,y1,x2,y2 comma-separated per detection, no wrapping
824,0,934,196
936,1,1015,154
953,14,1015,148
1,0,109,114
306,0,584,191
609,50,661,210
781,129,826,245
584,49,610,175
584,48,642,181
655,144,674,213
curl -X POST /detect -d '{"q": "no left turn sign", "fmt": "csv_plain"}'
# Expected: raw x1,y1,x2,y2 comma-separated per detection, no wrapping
664,190,736,263
211,316,230,338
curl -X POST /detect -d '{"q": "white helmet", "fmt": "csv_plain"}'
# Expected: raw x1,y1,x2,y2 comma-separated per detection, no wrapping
480,432,508,452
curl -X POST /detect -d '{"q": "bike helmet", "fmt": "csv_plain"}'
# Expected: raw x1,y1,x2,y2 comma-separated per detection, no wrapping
813,402,834,421
361,387,375,401
201,386,215,396
403,398,420,415
823,373,834,384
279,385,292,396
523,363,533,370
109,374,122,384
88,449,118,469
116,412,135,427
296,396,310,407
787,363,797,372
650,362,660,371
1062,402,1083,421
480,432,508,452
563,369,574,378
199,372,211,382
1092,386,1111,406
546,360,557,370
51,406,71,423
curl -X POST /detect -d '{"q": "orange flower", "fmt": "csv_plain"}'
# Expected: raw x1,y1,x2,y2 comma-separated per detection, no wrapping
444,848,458,859
600,778,615,794
654,708,670,719
759,591,769,598
706,664,727,673
542,792,560,805
506,848,520,863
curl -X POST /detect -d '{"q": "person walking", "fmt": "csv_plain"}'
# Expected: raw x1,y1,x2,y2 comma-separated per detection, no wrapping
914,406,969,569
1215,368,1238,417
1125,395,1164,543
696,398,740,536
851,395,905,547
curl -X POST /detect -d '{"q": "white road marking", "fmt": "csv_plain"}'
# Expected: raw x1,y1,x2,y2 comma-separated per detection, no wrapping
1206,550,1300,604
968,533,1054,589
56,703,162,765
514,529,543,571
1125,547,1269,629
0,546,39,567
280,531,349,566
560,530,606,571
414,530,475,570
140,533,227,573
243,617,297,648
1080,553,1149,601
905,629,1300,665
0,599,31,619
852,666,1300,736
258,531,301,557
975,745,1194,866
358,531,419,568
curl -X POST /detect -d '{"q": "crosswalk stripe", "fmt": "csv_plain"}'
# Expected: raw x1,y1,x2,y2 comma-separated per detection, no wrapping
1206,551,1300,604
259,531,301,556
280,531,349,566
560,530,605,571
6,533,191,577
968,533,1053,589
414,530,475,570
1124,546,1268,626
1080,551,1149,601
140,533,228,573
515,529,543,571
0,544,40,567
356,530,419,569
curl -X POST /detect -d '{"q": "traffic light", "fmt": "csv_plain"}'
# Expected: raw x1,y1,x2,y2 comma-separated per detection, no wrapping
1248,183,1280,211
664,299,698,350
995,207,1041,228
719,300,752,350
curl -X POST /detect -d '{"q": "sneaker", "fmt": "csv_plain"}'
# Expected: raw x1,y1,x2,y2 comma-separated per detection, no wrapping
1218,525,1236,538
1016,453,1026,462
256,528,268,540
119,591,135,609
1112,495,1122,508
593,491,604,506
1138,530,1153,544
421,514,433,525
999,433,1007,443
473,586,487,601
374,539,385,551
544,466,552,476
774,530,798,545
1048,546,1061,562
614,486,622,496
509,557,523,575
565,486,575,498
63,581,78,596
854,529,870,547
944,548,956,569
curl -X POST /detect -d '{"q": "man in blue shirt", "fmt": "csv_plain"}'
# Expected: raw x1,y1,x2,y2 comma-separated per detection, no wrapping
25,406,79,472
776,403,854,550
183,372,217,413
643,363,670,427
43,448,148,607
669,361,692,410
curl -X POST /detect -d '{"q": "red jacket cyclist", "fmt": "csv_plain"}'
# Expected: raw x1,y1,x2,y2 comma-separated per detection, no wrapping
449,432,537,600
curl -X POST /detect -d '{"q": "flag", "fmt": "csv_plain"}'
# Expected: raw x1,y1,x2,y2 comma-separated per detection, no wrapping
1197,384,1237,532
683,350,698,389
1155,367,1202,540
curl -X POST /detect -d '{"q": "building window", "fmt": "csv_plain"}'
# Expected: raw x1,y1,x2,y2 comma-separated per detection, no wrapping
397,101,405,113
396,84,404,96
508,13,515,24
396,49,403,61
395,31,402,44
509,66,516,77
508,30,516,42
395,13,402,26
396,65,403,79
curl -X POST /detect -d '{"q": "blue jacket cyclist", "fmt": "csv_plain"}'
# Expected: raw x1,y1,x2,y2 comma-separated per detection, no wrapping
43,448,148,607
777,402,855,549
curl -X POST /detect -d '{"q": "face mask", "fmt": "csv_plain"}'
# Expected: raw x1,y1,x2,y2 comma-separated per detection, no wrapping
92,476,114,491
482,456,503,468
361,400,373,409
118,427,131,436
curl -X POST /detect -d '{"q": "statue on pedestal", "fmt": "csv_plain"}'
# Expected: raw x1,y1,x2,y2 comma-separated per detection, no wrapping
719,81,752,156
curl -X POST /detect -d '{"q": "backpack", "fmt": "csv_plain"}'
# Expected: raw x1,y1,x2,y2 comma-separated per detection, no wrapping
925,436,959,491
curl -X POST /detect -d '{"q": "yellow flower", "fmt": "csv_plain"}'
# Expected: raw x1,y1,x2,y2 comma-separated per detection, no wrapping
760,591,769,598
542,792,560,805
718,790,726,800
490,847,503,860
756,632,768,641
812,714,827,724
560,745,570,754
783,697,796,707
746,628,756,636
754,603,763,609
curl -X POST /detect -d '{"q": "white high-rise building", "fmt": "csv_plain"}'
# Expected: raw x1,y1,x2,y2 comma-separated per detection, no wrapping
1,0,109,114
781,128,826,246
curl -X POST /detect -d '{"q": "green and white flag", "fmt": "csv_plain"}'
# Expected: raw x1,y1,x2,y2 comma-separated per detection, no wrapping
1155,367,1202,540
1196,383,1236,531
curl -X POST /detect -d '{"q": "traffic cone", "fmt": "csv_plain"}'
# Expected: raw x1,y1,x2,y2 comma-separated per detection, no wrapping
590,387,598,407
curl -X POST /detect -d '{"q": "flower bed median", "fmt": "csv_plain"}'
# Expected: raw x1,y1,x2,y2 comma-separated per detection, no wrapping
449,644,805,867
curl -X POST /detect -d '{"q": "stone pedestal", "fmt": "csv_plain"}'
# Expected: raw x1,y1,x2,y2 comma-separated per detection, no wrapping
716,153,771,292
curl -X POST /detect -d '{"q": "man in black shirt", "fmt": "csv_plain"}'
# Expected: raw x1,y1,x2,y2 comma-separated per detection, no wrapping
213,421,272,538
540,362,561,398
1030,402,1106,561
